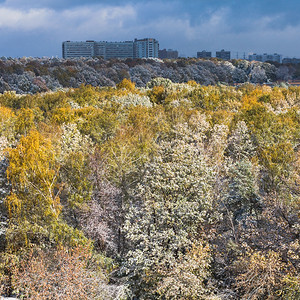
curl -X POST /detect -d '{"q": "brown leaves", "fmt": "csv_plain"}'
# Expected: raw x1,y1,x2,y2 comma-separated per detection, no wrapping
235,249,298,299
12,246,107,300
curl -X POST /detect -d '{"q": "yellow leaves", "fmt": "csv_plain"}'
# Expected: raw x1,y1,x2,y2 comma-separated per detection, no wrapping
67,84,100,107
148,85,166,104
208,110,234,126
4,128,89,250
241,94,261,111
51,107,75,125
5,130,64,249
269,87,285,107
15,108,35,135
0,91,22,109
5,193,21,219
280,274,300,299
260,142,295,186
0,106,16,139
188,242,211,272
7,130,56,190
235,250,293,299
261,142,294,167
0,106,15,121
187,80,198,87
117,78,136,92
74,106,119,143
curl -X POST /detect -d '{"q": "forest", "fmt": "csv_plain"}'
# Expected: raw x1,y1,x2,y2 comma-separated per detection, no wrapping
0,57,298,94
0,77,299,299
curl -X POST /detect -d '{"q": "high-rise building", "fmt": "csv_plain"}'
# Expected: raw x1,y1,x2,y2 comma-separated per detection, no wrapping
62,38,159,59
62,41,95,58
216,49,231,60
158,49,179,59
197,50,212,59
248,53,282,63
134,38,159,59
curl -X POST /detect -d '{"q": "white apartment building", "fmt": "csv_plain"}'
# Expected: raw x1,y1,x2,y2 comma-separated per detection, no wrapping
62,38,159,59
62,41,95,58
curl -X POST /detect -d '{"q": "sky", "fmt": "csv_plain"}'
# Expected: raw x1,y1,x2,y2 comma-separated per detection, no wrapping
0,0,300,58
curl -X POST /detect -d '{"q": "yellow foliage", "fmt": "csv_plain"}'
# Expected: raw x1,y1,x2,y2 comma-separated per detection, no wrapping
236,250,295,299
0,106,16,139
5,130,63,249
51,107,75,124
187,80,198,87
117,78,136,92
15,108,35,135
148,85,166,104
241,94,260,110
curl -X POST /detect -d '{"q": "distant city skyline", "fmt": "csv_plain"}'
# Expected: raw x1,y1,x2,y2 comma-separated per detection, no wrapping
0,0,300,58
60,40,293,62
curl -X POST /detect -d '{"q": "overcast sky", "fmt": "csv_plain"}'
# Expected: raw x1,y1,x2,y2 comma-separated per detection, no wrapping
0,0,299,58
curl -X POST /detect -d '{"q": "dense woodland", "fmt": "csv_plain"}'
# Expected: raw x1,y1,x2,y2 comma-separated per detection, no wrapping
0,57,299,94
0,77,299,299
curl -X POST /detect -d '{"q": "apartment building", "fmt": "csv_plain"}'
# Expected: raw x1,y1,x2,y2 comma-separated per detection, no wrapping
158,49,179,59
249,53,282,63
62,38,159,59
105,41,134,59
62,41,95,58
216,49,231,60
197,50,212,59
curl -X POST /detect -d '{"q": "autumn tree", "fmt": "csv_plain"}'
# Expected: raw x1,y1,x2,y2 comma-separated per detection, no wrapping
5,130,87,251
11,246,111,300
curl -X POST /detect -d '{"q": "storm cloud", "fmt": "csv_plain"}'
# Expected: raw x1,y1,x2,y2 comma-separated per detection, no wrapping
0,0,299,58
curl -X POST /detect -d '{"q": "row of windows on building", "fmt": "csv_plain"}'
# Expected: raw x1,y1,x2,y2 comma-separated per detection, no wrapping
197,50,231,60
62,38,160,59
197,50,286,63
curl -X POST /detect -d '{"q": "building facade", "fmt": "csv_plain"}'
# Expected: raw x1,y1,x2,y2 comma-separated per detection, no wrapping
158,49,179,59
105,41,134,59
197,50,212,59
134,38,159,59
62,41,95,58
248,53,282,63
62,38,159,59
282,57,300,64
216,49,231,60
94,42,106,58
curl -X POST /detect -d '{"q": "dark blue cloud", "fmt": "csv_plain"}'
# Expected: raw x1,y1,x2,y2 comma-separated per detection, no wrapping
0,0,300,57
